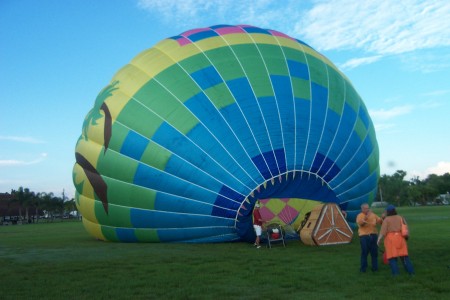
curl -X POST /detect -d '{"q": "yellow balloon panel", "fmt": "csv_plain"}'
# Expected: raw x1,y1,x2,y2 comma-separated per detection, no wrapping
259,198,321,230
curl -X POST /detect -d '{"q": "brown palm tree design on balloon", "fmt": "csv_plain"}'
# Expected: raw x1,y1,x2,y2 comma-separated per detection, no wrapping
77,80,119,214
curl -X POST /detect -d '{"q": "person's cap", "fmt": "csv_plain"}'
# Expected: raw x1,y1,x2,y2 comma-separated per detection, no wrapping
386,204,395,212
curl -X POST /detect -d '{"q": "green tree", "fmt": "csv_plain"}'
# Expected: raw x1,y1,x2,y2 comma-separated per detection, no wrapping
378,170,409,206
11,187,34,221
41,192,56,221
425,173,450,203
30,192,42,223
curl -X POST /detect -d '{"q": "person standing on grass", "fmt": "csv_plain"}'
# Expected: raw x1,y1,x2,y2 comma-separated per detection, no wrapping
356,203,383,272
253,202,264,249
377,205,415,276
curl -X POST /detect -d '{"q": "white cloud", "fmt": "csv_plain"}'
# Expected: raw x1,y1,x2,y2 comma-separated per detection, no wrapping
421,89,450,97
380,96,403,104
370,104,414,133
418,90,447,109
0,179,31,185
400,49,450,73
427,161,450,176
0,136,45,144
369,105,413,120
339,55,382,70
296,0,450,55
136,0,304,31
373,123,396,132
420,100,444,109
0,153,48,167
136,0,450,70
410,161,450,178
137,0,216,21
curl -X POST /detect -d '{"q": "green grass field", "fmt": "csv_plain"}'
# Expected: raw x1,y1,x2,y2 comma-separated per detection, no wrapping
1,206,449,299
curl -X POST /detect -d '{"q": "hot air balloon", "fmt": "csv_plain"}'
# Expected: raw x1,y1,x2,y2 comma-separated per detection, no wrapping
73,24,379,243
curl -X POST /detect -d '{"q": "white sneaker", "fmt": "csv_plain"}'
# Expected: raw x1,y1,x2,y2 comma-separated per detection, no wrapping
256,245,261,249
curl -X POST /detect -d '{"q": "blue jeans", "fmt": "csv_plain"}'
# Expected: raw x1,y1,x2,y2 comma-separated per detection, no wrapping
389,256,415,275
360,234,378,272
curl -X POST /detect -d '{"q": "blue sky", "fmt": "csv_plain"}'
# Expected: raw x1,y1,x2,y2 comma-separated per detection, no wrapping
1,0,449,199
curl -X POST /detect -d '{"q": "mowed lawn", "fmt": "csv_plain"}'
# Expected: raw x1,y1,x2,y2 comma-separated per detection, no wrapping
1,206,449,299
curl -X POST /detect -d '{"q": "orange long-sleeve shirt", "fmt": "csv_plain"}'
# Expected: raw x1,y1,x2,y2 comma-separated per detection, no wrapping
356,212,382,236
380,215,409,259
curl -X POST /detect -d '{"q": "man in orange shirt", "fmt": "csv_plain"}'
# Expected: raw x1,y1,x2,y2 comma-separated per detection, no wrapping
356,203,383,272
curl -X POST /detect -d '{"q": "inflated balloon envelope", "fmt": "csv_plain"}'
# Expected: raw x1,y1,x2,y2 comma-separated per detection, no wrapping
73,25,379,243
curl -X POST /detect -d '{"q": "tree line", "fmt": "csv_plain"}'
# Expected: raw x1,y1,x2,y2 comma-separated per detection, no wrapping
4,187,78,222
3,171,450,222
375,171,450,207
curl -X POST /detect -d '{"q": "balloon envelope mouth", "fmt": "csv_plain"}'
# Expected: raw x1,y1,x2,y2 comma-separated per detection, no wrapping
234,171,339,241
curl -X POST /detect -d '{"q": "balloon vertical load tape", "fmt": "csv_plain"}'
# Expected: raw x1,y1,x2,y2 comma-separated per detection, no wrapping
73,25,378,243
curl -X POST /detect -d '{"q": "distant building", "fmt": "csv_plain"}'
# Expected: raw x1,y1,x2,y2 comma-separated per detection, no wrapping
437,193,449,205
0,193,18,215
0,193,43,224
0,193,21,224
